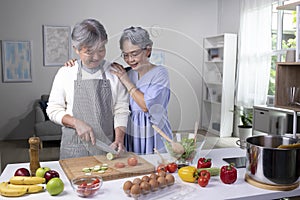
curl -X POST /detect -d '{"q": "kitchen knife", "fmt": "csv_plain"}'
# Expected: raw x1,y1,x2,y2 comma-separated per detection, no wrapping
95,139,119,154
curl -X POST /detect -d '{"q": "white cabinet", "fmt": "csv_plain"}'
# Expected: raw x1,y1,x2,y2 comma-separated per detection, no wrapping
253,105,300,136
201,33,237,137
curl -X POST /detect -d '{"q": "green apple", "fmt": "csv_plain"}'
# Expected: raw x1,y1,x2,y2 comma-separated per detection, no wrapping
46,177,64,196
35,167,51,178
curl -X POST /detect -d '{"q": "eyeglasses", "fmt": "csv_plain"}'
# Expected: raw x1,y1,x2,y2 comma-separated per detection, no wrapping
121,48,145,60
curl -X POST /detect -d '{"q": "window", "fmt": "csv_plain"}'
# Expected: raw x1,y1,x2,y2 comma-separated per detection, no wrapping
269,0,296,95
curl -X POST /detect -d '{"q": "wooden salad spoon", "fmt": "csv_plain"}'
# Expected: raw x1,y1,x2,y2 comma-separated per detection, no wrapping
152,125,185,155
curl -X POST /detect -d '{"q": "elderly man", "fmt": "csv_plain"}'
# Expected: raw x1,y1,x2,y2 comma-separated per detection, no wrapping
47,19,129,159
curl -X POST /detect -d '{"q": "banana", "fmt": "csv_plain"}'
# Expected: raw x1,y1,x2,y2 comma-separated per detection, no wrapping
0,182,27,197
7,183,44,193
9,176,45,185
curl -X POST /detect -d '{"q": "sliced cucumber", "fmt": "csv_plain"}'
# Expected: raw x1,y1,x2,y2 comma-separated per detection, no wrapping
92,167,101,172
82,167,91,173
82,164,109,173
106,152,114,160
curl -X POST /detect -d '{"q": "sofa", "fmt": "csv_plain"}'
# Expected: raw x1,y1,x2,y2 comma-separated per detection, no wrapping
34,95,62,142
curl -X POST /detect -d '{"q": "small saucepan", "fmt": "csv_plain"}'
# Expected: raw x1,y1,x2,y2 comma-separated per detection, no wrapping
246,135,300,185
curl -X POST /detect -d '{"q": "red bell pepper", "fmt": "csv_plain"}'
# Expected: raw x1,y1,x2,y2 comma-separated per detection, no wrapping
220,163,237,184
197,157,212,168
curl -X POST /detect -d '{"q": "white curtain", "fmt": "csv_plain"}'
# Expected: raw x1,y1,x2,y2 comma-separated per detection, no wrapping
235,0,272,108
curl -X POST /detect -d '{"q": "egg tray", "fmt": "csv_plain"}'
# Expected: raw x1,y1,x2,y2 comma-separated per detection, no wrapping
122,172,188,200
124,181,194,200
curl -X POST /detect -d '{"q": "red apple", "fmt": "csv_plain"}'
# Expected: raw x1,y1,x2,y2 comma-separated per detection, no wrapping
44,170,60,183
14,168,30,176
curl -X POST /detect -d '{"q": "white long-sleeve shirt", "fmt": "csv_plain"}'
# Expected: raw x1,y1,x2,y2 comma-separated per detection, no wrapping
46,60,130,128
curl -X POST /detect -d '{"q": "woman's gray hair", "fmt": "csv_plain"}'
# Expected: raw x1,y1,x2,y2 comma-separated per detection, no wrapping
119,26,153,50
72,19,107,51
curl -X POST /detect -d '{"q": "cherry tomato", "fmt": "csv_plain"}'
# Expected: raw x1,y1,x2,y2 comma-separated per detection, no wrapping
92,178,100,185
83,189,92,197
198,176,209,187
167,162,178,173
77,182,87,196
78,181,87,188
199,170,211,180
157,163,167,173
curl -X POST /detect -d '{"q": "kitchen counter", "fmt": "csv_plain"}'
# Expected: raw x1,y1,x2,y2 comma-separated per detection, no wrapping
0,148,299,200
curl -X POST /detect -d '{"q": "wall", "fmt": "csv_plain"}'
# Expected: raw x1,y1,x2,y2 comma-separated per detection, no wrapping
0,0,239,140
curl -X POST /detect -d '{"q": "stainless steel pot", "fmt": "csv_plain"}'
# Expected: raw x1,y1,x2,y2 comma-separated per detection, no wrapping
246,135,300,185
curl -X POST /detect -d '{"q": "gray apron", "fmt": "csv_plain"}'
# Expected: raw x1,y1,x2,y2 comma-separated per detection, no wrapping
60,61,114,159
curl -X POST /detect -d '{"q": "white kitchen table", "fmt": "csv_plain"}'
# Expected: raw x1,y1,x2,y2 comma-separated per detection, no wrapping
0,147,299,200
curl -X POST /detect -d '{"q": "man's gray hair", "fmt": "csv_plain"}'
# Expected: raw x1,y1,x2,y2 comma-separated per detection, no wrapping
72,18,107,51
119,27,153,50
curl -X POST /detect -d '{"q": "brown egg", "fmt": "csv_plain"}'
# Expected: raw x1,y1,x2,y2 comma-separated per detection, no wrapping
132,177,142,185
141,175,150,182
157,176,167,188
149,173,158,180
140,181,151,194
158,170,166,177
165,174,175,186
123,180,133,195
130,184,141,198
149,179,159,191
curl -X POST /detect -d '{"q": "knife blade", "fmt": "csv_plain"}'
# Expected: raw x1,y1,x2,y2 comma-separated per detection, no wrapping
94,139,119,154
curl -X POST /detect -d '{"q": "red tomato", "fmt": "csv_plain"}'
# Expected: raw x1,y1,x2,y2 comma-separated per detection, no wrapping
92,178,100,185
78,181,87,188
77,182,87,195
157,163,167,173
167,162,178,173
127,157,138,166
114,162,126,168
198,176,209,187
199,170,211,180
83,189,92,197
77,188,84,195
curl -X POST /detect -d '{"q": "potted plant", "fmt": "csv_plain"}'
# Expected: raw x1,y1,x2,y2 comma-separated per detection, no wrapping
239,108,253,128
235,107,253,148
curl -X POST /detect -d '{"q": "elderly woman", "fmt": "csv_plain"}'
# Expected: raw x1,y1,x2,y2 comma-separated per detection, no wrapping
47,19,129,159
111,26,172,154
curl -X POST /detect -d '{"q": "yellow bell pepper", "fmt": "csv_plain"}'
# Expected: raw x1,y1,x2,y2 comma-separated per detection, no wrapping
178,166,197,183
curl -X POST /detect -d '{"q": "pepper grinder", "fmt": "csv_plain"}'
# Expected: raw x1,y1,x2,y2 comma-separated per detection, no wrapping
28,137,41,176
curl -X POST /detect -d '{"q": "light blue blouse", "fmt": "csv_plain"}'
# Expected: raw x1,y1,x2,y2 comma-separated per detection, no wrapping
125,65,172,154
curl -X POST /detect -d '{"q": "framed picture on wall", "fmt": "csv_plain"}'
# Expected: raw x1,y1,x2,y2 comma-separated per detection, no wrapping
1,40,32,82
43,25,71,66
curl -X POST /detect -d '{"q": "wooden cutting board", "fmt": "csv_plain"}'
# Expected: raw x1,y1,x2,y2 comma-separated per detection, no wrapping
59,152,156,181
